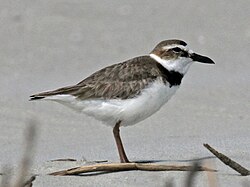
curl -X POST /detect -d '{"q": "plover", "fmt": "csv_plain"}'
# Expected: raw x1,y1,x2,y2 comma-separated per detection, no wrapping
30,39,214,163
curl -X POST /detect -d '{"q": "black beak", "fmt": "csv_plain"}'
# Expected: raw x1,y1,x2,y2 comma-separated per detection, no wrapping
190,53,215,64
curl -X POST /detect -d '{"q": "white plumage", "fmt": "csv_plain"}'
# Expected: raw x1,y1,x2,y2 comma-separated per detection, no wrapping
44,79,179,127
30,39,214,163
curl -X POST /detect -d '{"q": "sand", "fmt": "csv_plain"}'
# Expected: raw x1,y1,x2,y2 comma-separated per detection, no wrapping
0,0,249,186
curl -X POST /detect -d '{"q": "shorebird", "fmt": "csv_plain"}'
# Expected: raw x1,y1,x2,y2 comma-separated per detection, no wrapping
30,39,214,163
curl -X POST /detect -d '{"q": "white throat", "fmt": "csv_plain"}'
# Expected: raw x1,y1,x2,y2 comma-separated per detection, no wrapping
149,54,193,74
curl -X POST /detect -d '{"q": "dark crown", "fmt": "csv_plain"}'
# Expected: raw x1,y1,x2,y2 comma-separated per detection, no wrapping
151,39,187,53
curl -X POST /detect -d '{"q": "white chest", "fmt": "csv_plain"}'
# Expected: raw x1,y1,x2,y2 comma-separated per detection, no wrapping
78,79,179,127
44,79,180,127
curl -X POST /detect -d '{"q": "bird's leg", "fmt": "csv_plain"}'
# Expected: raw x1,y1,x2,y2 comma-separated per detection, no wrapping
113,121,130,163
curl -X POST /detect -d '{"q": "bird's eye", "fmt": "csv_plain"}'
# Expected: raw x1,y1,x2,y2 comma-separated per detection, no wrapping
172,47,181,53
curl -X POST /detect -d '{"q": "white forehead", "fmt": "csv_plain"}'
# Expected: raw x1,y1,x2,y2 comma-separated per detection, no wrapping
162,44,190,51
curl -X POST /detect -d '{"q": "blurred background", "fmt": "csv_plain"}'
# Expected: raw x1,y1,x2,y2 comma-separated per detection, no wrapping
0,0,249,186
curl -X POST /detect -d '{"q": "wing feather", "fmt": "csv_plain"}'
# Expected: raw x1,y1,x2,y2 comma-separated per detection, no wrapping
30,56,161,100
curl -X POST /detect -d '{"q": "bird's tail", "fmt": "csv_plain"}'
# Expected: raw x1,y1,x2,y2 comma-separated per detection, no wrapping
29,85,81,101
29,95,45,100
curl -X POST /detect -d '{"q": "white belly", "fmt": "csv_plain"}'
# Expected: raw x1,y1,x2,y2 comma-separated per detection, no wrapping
45,79,179,127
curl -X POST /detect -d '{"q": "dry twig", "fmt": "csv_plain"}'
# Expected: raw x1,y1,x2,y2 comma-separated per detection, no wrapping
50,159,108,163
1,120,38,187
204,160,218,187
185,161,200,187
50,159,77,162
13,121,37,187
203,143,249,176
49,162,216,176
22,175,36,187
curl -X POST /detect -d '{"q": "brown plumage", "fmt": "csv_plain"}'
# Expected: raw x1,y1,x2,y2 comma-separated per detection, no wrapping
30,39,215,163
30,56,183,100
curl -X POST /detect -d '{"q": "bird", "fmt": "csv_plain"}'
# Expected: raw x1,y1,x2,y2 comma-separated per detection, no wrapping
30,39,215,163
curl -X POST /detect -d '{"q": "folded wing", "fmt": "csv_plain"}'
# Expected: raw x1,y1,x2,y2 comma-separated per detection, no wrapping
30,56,162,100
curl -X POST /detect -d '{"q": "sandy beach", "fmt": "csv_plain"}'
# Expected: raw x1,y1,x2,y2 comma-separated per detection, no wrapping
0,0,249,186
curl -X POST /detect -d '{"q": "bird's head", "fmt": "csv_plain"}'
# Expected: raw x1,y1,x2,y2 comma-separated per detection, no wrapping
150,39,215,74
